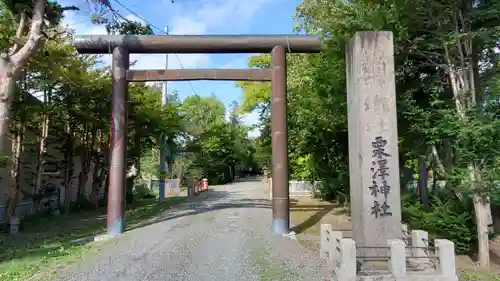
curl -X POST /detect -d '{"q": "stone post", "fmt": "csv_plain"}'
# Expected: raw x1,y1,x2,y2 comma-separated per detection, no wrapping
320,224,333,260
346,32,402,256
268,177,272,199
330,231,343,265
320,224,344,265
389,239,406,278
411,230,430,265
402,223,409,245
436,239,458,279
337,239,357,281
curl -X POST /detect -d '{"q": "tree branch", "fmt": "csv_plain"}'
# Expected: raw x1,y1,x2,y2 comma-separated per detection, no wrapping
431,144,447,177
8,11,27,56
11,0,47,73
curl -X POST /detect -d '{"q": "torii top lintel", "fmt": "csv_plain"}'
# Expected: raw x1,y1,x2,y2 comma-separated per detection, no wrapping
72,35,323,54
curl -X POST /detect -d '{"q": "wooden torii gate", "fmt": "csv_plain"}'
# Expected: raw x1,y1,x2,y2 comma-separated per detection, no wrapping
72,35,323,236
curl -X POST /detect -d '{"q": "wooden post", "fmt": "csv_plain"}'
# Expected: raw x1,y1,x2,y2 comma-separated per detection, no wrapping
271,45,289,234
72,34,324,236
107,46,129,236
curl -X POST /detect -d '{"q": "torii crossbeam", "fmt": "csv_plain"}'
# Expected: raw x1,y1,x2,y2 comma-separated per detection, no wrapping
72,34,323,236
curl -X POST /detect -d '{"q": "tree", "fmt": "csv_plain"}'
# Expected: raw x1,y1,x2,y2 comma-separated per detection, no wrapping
174,95,258,185
0,5,191,217
238,0,500,265
0,0,113,217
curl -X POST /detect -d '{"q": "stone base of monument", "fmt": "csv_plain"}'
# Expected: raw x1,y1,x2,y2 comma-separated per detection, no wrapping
320,224,459,281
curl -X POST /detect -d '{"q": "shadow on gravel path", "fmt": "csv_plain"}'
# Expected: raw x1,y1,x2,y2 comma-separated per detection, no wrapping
126,189,272,232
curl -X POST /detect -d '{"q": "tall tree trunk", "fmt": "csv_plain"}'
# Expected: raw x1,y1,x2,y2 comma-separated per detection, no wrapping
418,156,430,211
90,157,100,208
444,8,490,266
431,167,438,193
90,131,102,207
77,127,96,202
126,130,141,204
104,170,110,204
63,122,74,213
96,157,110,206
5,120,25,221
0,0,46,212
470,163,490,267
32,88,51,213
0,62,16,205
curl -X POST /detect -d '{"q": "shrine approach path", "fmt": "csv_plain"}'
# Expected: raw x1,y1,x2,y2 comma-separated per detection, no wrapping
51,179,331,281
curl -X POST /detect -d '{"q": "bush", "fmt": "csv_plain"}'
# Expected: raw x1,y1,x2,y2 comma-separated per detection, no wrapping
317,173,349,202
402,190,475,253
319,170,496,254
489,182,500,209
133,183,154,199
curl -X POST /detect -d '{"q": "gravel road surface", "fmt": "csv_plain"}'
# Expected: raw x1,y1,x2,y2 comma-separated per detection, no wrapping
52,179,332,281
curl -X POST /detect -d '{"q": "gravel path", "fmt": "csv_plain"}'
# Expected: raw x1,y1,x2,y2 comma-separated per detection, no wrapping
52,179,332,281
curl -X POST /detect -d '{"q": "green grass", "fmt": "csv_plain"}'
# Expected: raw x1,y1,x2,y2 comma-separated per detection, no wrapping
290,197,500,280
459,269,500,281
0,196,188,281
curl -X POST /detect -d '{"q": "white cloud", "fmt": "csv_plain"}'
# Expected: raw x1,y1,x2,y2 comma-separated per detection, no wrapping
61,0,274,79
224,109,261,137
62,11,211,70
240,111,261,137
169,17,207,35
220,57,248,69
131,53,210,70
62,10,107,35
170,0,275,34
91,53,210,72
248,130,261,138
59,4,267,133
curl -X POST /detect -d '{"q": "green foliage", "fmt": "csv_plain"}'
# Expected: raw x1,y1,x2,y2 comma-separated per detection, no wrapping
1,0,78,26
133,184,155,199
106,20,154,35
236,55,272,114
176,95,260,185
237,0,500,257
402,190,476,253
0,2,261,279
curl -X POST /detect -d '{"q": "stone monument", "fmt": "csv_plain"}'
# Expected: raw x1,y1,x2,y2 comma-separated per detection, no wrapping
346,31,402,257
317,31,458,281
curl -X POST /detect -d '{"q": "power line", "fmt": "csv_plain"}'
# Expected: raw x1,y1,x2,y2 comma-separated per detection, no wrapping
111,0,199,96
42,2,197,101
26,7,133,102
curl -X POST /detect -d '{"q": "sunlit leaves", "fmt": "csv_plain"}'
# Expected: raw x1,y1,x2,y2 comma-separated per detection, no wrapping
176,95,258,184
106,21,154,35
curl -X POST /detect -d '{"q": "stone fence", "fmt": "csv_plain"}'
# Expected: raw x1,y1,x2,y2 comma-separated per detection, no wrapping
0,195,60,219
267,178,321,198
320,223,459,281
148,178,182,195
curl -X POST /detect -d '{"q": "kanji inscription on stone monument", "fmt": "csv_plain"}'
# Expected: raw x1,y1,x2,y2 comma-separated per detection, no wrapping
370,136,393,218
346,32,402,256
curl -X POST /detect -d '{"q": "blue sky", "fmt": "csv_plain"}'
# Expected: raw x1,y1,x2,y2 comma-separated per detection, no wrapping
61,0,303,137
